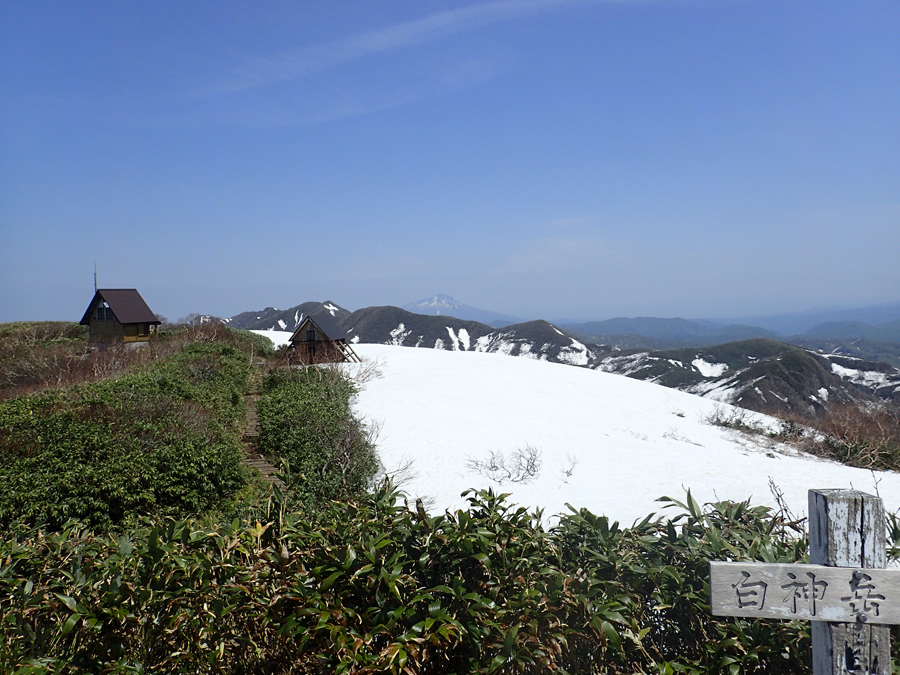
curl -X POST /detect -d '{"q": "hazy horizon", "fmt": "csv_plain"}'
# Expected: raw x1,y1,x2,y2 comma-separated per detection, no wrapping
169,293,900,334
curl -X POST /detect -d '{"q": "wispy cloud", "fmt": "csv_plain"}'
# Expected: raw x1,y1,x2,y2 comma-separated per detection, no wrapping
200,0,592,97
289,55,510,125
162,0,653,127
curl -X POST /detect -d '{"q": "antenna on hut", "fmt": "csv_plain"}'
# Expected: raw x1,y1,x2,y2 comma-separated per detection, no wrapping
93,263,98,292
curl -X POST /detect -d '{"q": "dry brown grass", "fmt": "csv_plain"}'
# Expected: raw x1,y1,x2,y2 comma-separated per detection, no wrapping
763,402,900,471
801,402,900,470
0,322,261,400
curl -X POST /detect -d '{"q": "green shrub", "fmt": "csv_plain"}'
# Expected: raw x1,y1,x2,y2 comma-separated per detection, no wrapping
256,366,378,508
0,341,251,530
0,486,830,674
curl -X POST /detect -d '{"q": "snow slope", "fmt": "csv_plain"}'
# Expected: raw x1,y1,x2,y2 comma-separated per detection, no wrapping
251,332,900,525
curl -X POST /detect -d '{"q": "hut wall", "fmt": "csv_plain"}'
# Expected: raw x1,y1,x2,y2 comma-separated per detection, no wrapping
291,340,346,365
123,322,152,343
88,318,126,343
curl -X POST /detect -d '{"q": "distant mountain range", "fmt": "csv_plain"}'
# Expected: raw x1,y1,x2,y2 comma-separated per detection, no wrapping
557,315,900,369
597,338,900,417
227,294,900,349
403,293,525,327
718,302,900,336
227,300,615,369
802,319,900,343
226,298,900,419
557,317,782,348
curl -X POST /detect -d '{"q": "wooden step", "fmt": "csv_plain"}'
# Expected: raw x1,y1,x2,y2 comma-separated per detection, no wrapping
241,384,283,486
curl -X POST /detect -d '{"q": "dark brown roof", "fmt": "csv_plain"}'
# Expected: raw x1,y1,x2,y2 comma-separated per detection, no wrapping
289,315,344,343
80,289,161,326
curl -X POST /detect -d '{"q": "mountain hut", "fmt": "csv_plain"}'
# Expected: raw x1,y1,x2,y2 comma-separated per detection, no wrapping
288,315,361,365
80,288,161,347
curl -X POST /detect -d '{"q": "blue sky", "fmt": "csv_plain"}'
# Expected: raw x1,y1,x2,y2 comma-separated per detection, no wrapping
2,0,898,323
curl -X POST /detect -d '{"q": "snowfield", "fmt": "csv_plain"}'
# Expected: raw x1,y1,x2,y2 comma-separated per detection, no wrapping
252,331,900,525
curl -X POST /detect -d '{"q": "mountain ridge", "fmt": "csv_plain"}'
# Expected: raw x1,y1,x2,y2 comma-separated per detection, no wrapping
225,297,900,349
403,293,526,327
231,300,900,420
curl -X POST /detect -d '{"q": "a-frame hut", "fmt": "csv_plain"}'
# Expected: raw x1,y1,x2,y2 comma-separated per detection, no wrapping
80,288,161,347
288,315,361,365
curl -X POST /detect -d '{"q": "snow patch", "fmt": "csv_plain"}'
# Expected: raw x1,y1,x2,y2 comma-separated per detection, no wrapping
389,323,412,346
352,344,900,526
518,343,538,360
324,303,339,316
598,353,651,376
277,319,287,330
557,338,590,366
686,377,740,403
831,362,890,388
494,340,517,356
831,363,857,378
458,328,471,351
474,332,518,356
446,327,460,351
474,335,493,352
443,327,472,352
692,359,728,378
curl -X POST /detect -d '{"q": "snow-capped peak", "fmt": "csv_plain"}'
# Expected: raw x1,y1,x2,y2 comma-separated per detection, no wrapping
407,293,462,315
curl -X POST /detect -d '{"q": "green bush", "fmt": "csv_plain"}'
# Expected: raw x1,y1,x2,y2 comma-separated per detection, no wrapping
0,487,831,674
256,366,378,508
0,341,251,530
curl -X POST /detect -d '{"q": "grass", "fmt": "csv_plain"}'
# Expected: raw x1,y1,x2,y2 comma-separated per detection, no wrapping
0,323,279,530
703,400,900,473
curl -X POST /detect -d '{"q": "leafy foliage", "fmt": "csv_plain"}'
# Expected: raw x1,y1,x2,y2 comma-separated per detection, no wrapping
0,486,832,674
0,338,254,530
255,366,379,509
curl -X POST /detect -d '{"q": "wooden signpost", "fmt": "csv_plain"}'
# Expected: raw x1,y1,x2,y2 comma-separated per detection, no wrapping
710,489,895,675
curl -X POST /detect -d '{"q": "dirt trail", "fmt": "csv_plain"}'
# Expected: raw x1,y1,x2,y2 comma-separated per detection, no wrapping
241,364,283,487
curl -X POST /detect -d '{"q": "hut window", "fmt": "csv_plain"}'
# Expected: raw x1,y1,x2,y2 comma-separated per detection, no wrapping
96,304,113,320
306,329,315,341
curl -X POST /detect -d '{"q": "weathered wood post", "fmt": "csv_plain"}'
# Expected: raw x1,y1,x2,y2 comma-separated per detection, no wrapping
809,489,889,675
710,489,896,675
